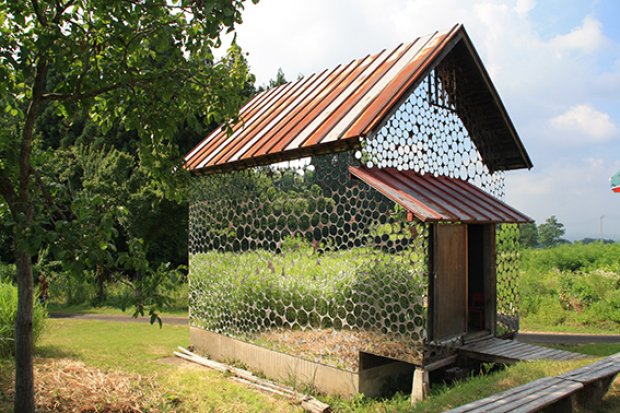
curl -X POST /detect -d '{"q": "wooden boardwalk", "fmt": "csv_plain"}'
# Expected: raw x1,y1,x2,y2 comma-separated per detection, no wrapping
458,337,588,364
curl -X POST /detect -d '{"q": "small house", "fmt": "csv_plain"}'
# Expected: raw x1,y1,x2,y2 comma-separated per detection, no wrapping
185,24,532,399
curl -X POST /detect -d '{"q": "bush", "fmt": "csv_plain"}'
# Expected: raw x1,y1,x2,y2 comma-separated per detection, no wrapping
0,282,47,358
0,262,15,284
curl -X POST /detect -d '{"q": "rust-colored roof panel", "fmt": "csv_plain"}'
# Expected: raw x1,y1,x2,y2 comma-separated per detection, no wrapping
246,55,372,159
185,23,532,173
185,81,288,170
348,166,532,224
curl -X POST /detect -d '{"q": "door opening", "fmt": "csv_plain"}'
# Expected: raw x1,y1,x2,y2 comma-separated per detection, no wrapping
466,224,496,335
467,225,485,332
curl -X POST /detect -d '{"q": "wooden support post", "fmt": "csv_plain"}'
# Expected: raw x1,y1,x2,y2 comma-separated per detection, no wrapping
575,377,614,410
411,367,429,404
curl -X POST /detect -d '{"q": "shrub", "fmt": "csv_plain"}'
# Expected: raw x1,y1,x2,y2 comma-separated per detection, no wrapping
0,281,47,358
0,262,15,284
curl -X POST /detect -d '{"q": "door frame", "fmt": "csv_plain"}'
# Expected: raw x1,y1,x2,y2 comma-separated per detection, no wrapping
428,223,497,341
479,224,497,335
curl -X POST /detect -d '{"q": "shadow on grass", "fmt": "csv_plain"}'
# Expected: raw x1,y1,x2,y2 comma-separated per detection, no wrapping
46,302,100,315
36,344,79,360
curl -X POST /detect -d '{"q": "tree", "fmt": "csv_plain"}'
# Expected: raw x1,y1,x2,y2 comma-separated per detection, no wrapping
256,67,288,92
538,215,566,248
269,68,288,89
519,222,538,248
0,1,257,411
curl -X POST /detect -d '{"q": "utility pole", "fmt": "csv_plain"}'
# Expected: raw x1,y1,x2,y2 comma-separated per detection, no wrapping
600,215,605,241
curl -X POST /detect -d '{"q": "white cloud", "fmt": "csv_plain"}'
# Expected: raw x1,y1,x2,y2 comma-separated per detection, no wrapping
514,0,536,17
550,104,617,142
550,16,606,55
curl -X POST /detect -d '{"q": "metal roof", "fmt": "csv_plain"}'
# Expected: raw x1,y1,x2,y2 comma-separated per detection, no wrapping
349,166,532,224
186,24,532,174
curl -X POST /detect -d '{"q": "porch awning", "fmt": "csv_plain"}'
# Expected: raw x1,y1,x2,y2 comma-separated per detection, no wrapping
349,166,532,224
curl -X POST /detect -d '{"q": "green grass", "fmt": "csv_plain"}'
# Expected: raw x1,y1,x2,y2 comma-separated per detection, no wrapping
1,282,47,358
37,319,188,374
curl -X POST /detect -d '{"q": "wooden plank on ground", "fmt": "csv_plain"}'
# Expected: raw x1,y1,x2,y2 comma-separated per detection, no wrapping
517,347,556,360
459,338,586,364
501,344,546,359
539,348,575,359
519,347,560,360
494,342,532,353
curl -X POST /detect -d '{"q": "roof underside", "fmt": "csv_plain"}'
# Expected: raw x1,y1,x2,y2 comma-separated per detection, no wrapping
349,166,532,224
185,24,532,174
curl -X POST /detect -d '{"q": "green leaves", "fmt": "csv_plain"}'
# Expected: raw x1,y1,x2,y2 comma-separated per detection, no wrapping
1,0,258,408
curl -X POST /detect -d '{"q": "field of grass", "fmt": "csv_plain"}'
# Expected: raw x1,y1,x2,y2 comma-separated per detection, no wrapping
520,242,620,334
1,318,619,412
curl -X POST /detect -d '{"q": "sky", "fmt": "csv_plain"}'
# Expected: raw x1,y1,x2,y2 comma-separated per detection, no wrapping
223,0,620,241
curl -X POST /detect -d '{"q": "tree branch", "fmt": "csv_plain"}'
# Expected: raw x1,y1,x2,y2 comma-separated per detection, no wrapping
54,0,74,23
32,168,68,222
42,82,125,102
30,0,48,26
41,71,180,102
19,55,48,211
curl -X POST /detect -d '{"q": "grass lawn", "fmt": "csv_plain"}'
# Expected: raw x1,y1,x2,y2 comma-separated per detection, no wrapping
520,314,620,335
1,318,619,412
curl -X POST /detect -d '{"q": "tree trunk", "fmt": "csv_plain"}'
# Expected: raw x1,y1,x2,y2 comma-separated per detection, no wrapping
95,264,106,304
11,54,47,413
14,248,35,413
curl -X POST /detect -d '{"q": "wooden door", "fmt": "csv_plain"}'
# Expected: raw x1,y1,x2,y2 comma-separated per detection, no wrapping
433,224,468,340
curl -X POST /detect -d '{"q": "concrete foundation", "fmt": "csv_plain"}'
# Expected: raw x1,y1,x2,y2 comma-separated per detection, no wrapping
190,327,359,396
190,327,428,398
